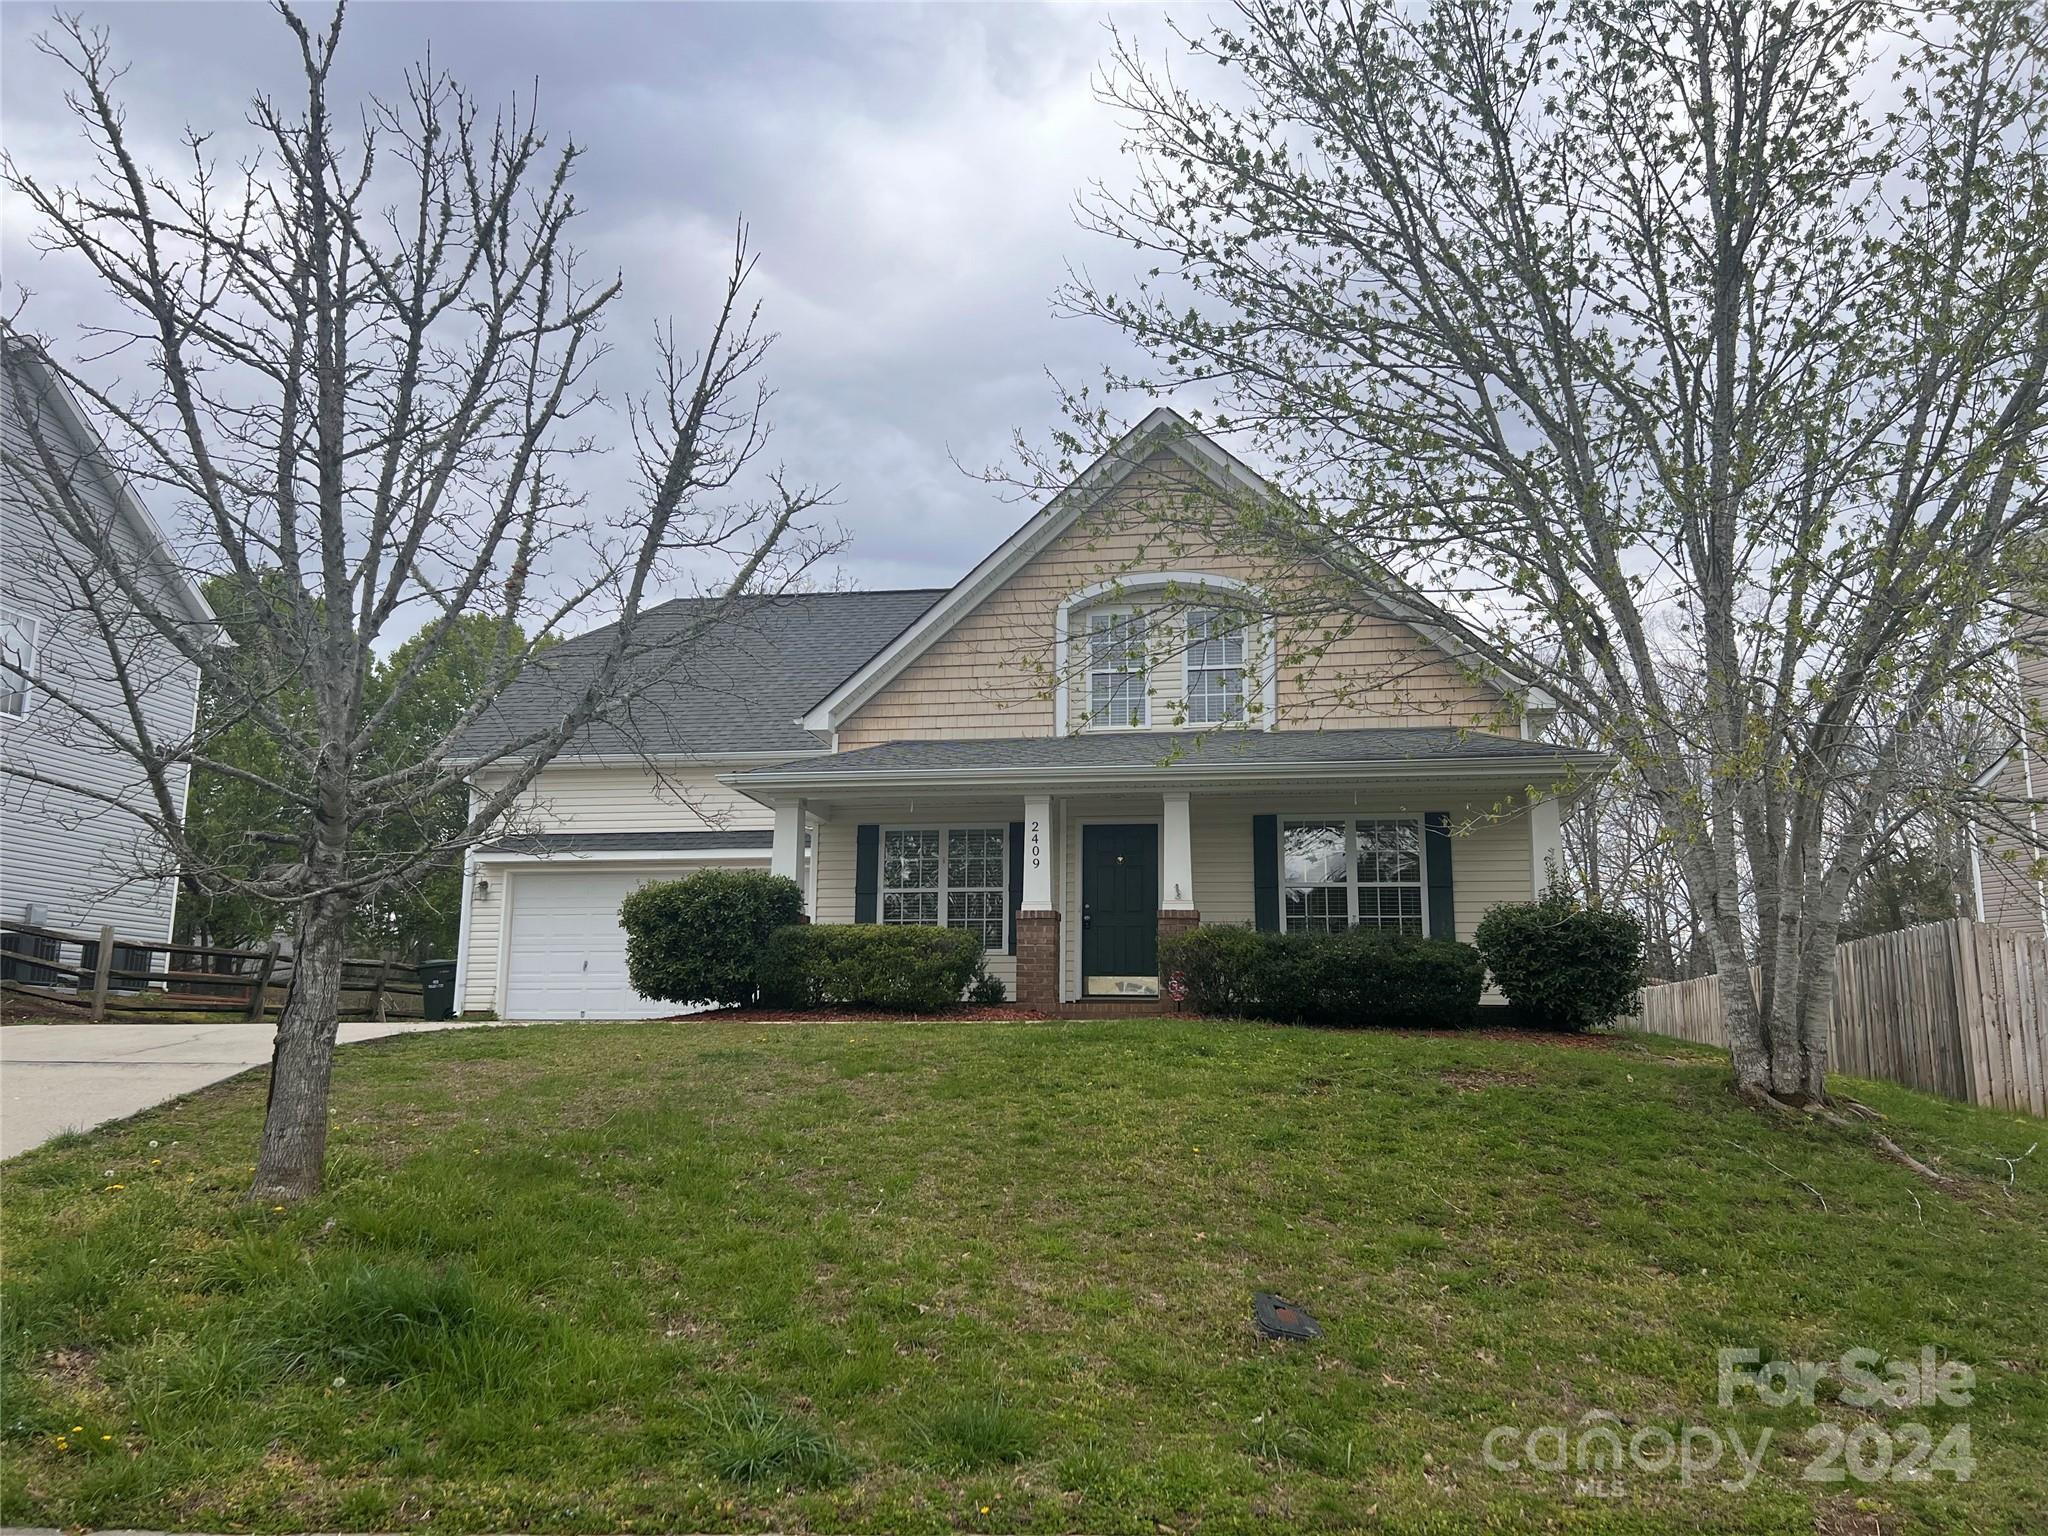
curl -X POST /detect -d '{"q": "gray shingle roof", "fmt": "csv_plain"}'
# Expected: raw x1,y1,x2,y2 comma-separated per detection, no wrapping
479,830,774,855
454,589,946,761
730,727,1609,783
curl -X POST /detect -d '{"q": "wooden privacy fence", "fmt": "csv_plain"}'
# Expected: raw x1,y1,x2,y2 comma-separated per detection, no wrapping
1636,918,2047,1115
0,920,423,1024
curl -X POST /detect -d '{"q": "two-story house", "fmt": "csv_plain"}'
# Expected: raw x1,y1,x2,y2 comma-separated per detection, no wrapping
1970,613,2048,939
1,335,212,963
452,410,1612,1019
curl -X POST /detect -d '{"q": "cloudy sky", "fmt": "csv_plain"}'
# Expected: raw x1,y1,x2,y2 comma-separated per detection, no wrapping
1,1,1205,598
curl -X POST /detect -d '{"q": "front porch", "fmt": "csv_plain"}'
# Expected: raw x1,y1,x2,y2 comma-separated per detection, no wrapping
725,728,1608,1013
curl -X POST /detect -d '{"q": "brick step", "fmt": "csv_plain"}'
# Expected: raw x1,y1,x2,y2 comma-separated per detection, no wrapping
1059,997,1179,1019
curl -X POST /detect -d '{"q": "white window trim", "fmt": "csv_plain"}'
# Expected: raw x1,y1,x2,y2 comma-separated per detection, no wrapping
1085,606,1152,730
1279,814,1431,936
1053,573,1278,734
0,608,40,723
880,823,1010,950
1183,605,1249,726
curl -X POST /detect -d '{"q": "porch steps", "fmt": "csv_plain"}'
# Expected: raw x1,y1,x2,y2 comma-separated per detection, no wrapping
1058,997,1180,1020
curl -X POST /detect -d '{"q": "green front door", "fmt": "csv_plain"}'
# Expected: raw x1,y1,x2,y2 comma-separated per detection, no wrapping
1082,823,1160,995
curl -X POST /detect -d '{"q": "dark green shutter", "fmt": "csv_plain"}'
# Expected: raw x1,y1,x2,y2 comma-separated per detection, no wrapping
1007,821,1024,953
854,824,880,924
1423,812,1454,939
1252,814,1279,932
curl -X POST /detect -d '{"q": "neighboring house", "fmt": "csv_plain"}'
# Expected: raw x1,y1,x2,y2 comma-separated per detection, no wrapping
453,410,1612,1019
1970,619,2048,939
0,338,212,965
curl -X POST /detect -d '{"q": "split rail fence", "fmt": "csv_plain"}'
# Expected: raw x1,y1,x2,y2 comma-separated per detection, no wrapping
0,919,422,1024
1635,918,2046,1115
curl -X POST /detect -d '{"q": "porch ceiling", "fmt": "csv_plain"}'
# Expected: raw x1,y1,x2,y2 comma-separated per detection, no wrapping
723,727,1614,800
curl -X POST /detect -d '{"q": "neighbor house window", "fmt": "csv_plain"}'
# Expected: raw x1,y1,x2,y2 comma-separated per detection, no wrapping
1282,817,1425,935
0,608,37,719
1184,607,1245,723
882,825,1008,949
1088,609,1149,727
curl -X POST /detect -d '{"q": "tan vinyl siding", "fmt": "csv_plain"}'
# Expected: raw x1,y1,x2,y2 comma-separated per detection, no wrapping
460,762,776,1013
808,804,1022,995
1976,633,2048,937
840,449,1510,748
1082,786,1535,999
482,763,779,837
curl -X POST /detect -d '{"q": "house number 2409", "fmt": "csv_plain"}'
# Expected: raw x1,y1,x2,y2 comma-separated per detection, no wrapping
1028,820,1044,869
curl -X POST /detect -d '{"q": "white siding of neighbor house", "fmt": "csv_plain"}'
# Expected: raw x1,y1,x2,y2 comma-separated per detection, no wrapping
804,782,1540,1005
459,761,778,1013
0,353,200,951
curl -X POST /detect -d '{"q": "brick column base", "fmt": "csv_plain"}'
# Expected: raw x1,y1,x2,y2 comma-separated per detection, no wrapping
1016,908,1061,1013
1158,908,1201,1012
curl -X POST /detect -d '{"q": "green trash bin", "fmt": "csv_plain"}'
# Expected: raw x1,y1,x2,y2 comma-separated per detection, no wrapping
418,959,458,1021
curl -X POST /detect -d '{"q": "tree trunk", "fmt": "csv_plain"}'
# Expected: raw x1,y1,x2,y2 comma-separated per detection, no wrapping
250,894,350,1202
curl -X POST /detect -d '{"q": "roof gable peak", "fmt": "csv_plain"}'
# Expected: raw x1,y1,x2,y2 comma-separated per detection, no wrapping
801,410,1267,734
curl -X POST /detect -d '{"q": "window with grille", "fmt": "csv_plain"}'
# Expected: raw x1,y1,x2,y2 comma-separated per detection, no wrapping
1282,817,1426,935
0,608,37,719
881,829,941,926
1184,607,1245,723
881,826,1008,949
946,828,1007,950
1088,609,1149,727
1282,821,1350,933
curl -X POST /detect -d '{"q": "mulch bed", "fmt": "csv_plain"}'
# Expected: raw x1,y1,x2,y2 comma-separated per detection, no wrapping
669,1010,1628,1045
671,1004,1056,1024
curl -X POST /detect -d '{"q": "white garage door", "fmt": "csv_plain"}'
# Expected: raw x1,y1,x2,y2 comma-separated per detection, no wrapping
502,864,760,1020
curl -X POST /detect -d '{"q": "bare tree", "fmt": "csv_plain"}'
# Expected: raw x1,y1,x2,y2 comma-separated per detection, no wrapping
1,4,833,1198
1055,0,2048,1107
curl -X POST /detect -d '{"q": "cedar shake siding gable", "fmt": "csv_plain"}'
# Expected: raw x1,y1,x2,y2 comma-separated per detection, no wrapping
837,447,1514,750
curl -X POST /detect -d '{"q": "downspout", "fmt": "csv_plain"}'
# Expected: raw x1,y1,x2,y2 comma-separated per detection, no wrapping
451,787,478,1013
2020,726,2047,939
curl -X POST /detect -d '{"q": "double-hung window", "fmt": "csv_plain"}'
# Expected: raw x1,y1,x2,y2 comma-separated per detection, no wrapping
1282,817,1426,935
1184,607,1245,724
1088,609,1149,727
881,826,1008,950
945,829,1007,950
880,829,941,927
0,608,38,720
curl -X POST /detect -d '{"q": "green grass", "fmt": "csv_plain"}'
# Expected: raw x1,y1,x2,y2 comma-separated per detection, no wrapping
2,1017,2043,1534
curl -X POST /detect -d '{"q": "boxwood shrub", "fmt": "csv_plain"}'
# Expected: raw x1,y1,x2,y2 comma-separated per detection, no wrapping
1472,887,1645,1032
758,924,984,1014
1160,924,1485,1027
619,869,805,1008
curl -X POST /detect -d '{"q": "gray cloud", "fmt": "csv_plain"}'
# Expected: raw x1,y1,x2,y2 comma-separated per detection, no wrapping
1,1,1186,599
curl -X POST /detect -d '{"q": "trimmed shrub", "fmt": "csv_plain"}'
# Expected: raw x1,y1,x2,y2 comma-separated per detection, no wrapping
965,955,1009,1007
619,869,805,1008
1472,886,1645,1031
758,924,984,1014
1160,924,1485,1027
1163,925,1268,1016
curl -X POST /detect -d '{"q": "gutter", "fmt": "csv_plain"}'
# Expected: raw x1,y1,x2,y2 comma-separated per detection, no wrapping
719,750,1617,796
446,746,832,774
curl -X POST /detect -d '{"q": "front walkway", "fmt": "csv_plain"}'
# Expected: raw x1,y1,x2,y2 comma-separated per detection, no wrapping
0,1018,521,1157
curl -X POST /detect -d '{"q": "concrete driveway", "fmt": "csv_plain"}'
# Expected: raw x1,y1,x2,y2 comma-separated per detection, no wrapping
0,1018,517,1158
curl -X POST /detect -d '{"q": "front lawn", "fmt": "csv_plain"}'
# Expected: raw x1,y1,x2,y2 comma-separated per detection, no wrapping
3,1018,2043,1534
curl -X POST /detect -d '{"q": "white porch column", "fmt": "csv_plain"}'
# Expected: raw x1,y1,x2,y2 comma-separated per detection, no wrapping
1022,794,1054,910
1162,791,1195,911
1529,793,1562,897
771,798,807,903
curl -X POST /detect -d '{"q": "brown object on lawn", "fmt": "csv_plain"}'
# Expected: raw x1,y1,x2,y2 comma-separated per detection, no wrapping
1253,1292,1322,1342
